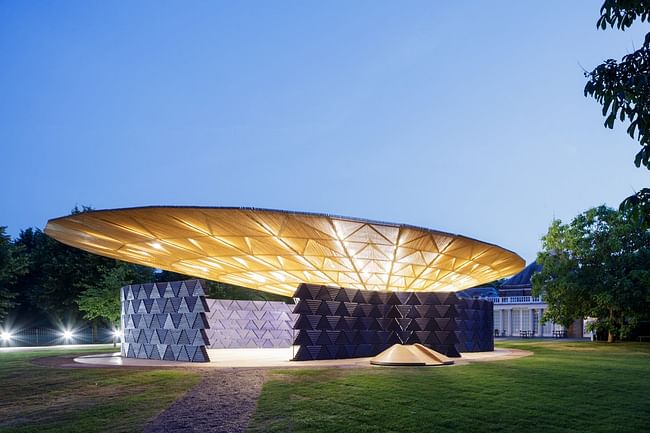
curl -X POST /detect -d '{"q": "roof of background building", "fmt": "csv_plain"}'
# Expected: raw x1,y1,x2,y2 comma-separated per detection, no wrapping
44,206,525,297
456,285,499,299
500,261,542,289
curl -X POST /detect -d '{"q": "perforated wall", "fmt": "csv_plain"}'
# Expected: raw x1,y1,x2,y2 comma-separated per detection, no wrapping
292,284,493,360
120,280,210,362
204,299,296,348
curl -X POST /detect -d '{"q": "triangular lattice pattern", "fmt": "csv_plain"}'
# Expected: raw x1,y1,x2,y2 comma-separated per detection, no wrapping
204,299,296,348
121,280,210,362
455,298,494,352
292,284,494,361
45,207,525,297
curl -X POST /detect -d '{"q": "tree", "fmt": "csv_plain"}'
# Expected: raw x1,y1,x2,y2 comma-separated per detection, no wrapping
8,205,291,325
12,227,114,319
12,207,156,324
77,262,154,327
0,227,27,322
532,206,650,342
584,1,650,225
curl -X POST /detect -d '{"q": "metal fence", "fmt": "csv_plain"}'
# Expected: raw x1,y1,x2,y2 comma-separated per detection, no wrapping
0,327,116,347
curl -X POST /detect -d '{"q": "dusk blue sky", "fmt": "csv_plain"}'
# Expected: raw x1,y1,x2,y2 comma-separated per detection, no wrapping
2,1,649,263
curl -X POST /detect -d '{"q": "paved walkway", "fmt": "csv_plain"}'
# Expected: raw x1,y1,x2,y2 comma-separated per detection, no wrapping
75,347,371,368
142,369,267,433
0,343,116,353
74,347,531,368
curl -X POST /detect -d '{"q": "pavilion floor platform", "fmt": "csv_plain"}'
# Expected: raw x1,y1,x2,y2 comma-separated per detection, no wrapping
72,346,531,369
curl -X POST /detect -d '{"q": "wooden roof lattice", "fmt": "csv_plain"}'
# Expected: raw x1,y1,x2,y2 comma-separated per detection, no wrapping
45,207,525,297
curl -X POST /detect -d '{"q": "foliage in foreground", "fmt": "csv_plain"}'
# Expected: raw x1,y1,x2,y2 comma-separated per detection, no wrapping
585,1,650,225
532,205,650,341
249,341,650,433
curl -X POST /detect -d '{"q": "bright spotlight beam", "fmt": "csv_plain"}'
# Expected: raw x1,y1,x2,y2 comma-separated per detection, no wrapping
61,330,74,341
0,331,12,342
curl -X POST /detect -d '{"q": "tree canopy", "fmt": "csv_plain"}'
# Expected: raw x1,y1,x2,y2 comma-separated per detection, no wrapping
584,1,650,225
532,206,650,341
0,227,27,322
12,227,114,320
77,263,154,327
2,207,290,327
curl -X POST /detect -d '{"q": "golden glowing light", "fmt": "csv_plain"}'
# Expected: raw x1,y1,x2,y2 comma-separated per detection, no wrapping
44,207,525,296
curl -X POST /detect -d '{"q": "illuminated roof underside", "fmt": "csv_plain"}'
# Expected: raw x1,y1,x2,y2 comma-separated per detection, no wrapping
44,207,525,297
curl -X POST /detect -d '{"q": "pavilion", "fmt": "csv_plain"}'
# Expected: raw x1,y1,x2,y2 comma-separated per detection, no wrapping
45,207,525,362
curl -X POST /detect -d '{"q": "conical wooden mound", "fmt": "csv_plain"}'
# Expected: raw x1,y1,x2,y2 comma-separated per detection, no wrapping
370,344,455,366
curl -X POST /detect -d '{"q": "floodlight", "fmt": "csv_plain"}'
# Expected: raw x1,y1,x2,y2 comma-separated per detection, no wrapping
61,329,74,340
0,331,12,342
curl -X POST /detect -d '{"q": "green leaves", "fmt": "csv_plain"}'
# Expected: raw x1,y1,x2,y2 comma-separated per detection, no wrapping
635,147,648,167
77,263,154,325
0,227,28,322
585,2,650,164
10,224,155,323
586,2,650,227
620,188,650,226
584,51,650,155
597,0,650,30
535,206,650,340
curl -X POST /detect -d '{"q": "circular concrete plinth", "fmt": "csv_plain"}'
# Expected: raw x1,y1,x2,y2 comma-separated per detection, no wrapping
73,347,531,369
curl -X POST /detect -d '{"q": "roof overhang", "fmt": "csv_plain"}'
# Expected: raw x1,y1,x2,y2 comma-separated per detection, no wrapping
44,206,525,297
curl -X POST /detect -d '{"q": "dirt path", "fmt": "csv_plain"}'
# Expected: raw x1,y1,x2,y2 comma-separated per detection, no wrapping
30,356,268,432
31,348,532,432
141,368,267,433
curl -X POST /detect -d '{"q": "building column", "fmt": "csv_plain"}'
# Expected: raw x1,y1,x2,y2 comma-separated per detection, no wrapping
508,309,513,336
529,309,534,333
495,309,501,333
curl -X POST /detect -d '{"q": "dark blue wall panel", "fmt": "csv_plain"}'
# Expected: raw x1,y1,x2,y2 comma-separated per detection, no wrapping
121,280,210,362
292,284,493,361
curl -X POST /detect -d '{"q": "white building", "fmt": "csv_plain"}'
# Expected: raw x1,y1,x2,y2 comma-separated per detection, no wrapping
490,296,566,337
460,262,587,338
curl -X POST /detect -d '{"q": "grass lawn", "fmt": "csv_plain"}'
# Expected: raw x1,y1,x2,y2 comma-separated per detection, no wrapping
0,348,200,433
248,341,650,433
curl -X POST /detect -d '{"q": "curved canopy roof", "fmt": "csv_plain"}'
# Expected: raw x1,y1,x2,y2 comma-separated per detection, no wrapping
44,207,525,297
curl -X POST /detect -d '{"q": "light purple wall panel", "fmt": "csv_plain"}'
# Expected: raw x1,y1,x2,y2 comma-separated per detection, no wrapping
204,299,297,348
